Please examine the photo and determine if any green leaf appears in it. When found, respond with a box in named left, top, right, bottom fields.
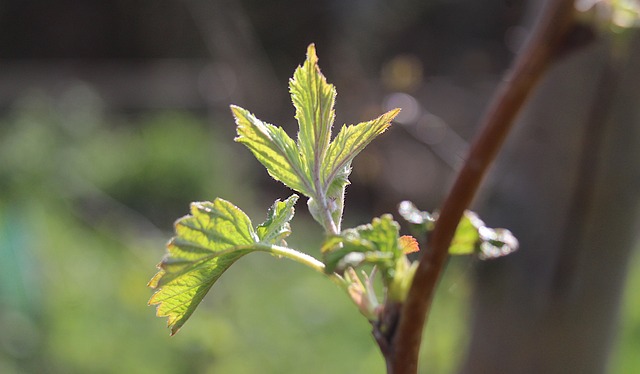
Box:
left=322, top=109, right=400, bottom=190
left=232, top=105, right=313, bottom=196
left=257, top=194, right=299, bottom=244
left=359, top=215, right=401, bottom=255
left=231, top=44, right=399, bottom=232
left=398, top=202, right=518, bottom=258
left=148, top=196, right=298, bottom=335
left=449, top=211, right=519, bottom=258
left=322, top=214, right=402, bottom=275
left=448, top=212, right=480, bottom=255
left=290, top=44, right=336, bottom=177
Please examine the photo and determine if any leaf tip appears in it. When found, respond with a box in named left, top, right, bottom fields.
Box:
left=387, top=108, right=402, bottom=121
left=229, top=104, right=245, bottom=119
left=306, top=43, right=318, bottom=64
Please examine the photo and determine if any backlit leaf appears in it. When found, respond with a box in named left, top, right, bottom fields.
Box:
left=148, top=196, right=297, bottom=335
left=232, top=106, right=312, bottom=196
left=257, top=195, right=299, bottom=244
left=448, top=212, right=480, bottom=256
left=399, top=235, right=420, bottom=254
left=321, top=214, right=403, bottom=276
left=322, top=109, right=400, bottom=190
left=231, top=44, right=399, bottom=232
left=290, top=44, right=336, bottom=178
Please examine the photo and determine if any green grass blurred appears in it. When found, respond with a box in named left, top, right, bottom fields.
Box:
left=0, top=92, right=637, bottom=373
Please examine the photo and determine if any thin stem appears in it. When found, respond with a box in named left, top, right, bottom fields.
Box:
left=268, top=244, right=326, bottom=272
left=386, top=1, right=581, bottom=373
left=266, top=244, right=346, bottom=289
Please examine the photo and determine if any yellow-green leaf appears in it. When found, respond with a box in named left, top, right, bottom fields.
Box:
left=322, top=109, right=400, bottom=190
left=232, top=105, right=313, bottom=196
left=290, top=43, right=336, bottom=177
left=148, top=196, right=298, bottom=335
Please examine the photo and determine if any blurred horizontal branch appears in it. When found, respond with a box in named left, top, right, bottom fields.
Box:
left=0, top=60, right=230, bottom=111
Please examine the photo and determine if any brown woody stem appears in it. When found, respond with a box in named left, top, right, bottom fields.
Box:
left=384, top=1, right=581, bottom=373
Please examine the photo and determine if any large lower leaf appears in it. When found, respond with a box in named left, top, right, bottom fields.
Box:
left=148, top=195, right=298, bottom=335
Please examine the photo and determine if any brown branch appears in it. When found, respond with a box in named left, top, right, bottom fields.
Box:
left=384, top=1, right=581, bottom=373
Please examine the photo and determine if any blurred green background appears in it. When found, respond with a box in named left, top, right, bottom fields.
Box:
left=0, top=95, right=473, bottom=373
left=0, top=1, right=638, bottom=373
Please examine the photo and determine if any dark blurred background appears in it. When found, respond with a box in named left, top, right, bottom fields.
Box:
left=0, top=1, right=638, bottom=373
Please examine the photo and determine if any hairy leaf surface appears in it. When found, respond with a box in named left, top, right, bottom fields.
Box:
left=322, top=214, right=403, bottom=274
left=148, top=195, right=298, bottom=335
left=257, top=195, right=299, bottom=244
left=232, top=106, right=312, bottom=196
left=231, top=44, right=398, bottom=219
left=322, top=109, right=399, bottom=189
left=290, top=44, right=336, bottom=176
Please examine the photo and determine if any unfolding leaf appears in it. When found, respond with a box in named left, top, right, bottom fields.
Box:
left=322, top=109, right=400, bottom=190
left=447, top=210, right=519, bottom=258
left=148, top=196, right=297, bottom=335
left=232, top=106, right=312, bottom=196
left=398, top=202, right=518, bottom=258
left=321, top=214, right=403, bottom=275
left=387, top=253, right=418, bottom=302
left=359, top=215, right=401, bottom=255
left=399, top=235, right=420, bottom=254
left=257, top=195, right=299, bottom=244
left=231, top=44, right=399, bottom=232
left=448, top=212, right=480, bottom=255
left=290, top=44, right=336, bottom=175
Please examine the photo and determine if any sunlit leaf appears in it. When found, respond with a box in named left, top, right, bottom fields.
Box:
left=321, top=214, right=403, bottom=275
left=448, top=212, right=480, bottom=255
left=322, top=109, right=399, bottom=190
left=257, top=195, right=299, bottom=244
left=398, top=202, right=518, bottom=259
left=290, top=43, right=336, bottom=176
left=399, top=235, right=420, bottom=254
left=148, top=196, right=297, bottom=335
left=232, top=105, right=313, bottom=196
left=231, top=44, right=399, bottom=232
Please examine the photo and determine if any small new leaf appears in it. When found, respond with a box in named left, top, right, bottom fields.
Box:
left=290, top=44, right=336, bottom=176
left=450, top=211, right=519, bottom=259
left=148, top=196, right=298, bottom=335
left=231, top=44, right=399, bottom=232
left=257, top=195, right=299, bottom=244
left=322, top=109, right=400, bottom=191
left=322, top=214, right=403, bottom=276
left=448, top=212, right=480, bottom=255
left=399, top=202, right=519, bottom=259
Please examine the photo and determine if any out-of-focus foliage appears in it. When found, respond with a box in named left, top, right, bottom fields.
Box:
left=0, top=87, right=638, bottom=374
left=612, top=249, right=640, bottom=373
left=0, top=92, right=471, bottom=373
